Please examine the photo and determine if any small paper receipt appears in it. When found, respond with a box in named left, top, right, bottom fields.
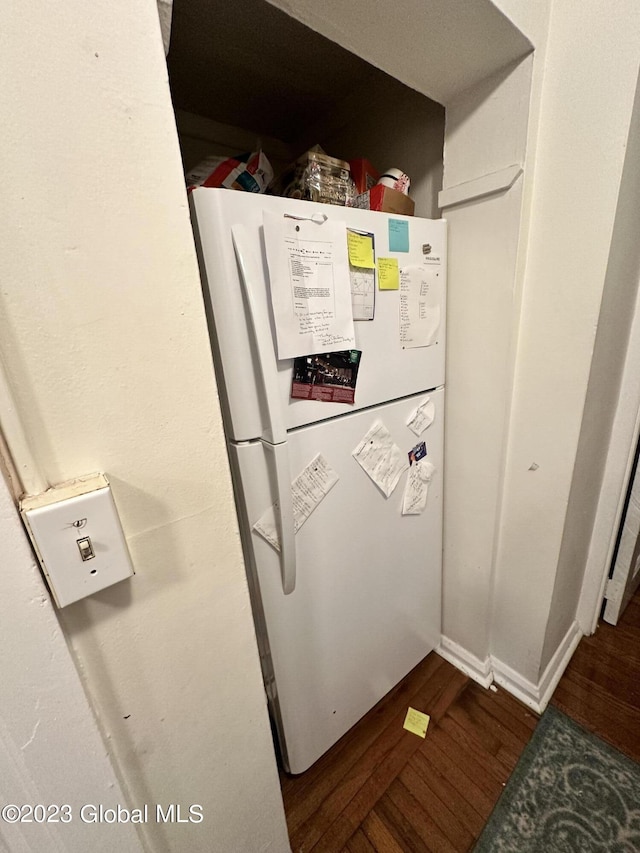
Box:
left=407, top=397, right=435, bottom=437
left=403, top=707, right=430, bottom=738
left=253, top=454, right=339, bottom=551
left=352, top=422, right=408, bottom=498
left=402, top=459, right=436, bottom=515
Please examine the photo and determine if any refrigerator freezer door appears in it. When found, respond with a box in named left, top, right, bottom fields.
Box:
left=191, top=188, right=446, bottom=442
left=228, top=388, right=443, bottom=774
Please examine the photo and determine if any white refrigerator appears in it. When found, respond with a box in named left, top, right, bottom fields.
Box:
left=189, top=188, right=446, bottom=774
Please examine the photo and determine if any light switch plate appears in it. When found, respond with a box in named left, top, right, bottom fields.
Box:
left=20, top=473, right=134, bottom=607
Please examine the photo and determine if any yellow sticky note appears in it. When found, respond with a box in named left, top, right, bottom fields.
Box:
left=347, top=231, right=375, bottom=269
left=377, top=257, right=399, bottom=290
left=403, top=707, right=430, bottom=738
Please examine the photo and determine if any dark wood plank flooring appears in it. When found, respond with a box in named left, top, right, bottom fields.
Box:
left=551, top=587, right=640, bottom=763
left=281, top=587, right=640, bottom=852
left=280, top=657, right=536, bottom=852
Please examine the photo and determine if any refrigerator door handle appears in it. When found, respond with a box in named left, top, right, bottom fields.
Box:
left=232, top=224, right=296, bottom=594
left=231, top=224, right=285, bottom=446
left=264, top=441, right=297, bottom=595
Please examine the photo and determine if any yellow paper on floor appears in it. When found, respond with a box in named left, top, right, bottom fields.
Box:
left=403, top=707, right=430, bottom=738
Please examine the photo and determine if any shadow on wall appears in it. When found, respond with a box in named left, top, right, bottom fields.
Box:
left=58, top=476, right=184, bottom=848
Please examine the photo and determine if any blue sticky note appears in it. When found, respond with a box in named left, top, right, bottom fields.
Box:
left=389, top=218, right=410, bottom=252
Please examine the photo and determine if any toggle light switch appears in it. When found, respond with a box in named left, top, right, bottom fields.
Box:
left=76, top=536, right=95, bottom=561
left=20, top=473, right=134, bottom=607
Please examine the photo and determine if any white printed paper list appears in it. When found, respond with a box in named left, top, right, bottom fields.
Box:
left=253, top=454, right=339, bottom=551
left=352, top=422, right=408, bottom=498
left=263, top=212, right=355, bottom=359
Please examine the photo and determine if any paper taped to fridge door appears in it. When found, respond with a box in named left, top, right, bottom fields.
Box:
left=263, top=212, right=355, bottom=359
left=400, top=266, right=441, bottom=349
left=352, top=422, right=408, bottom=498
left=253, top=453, right=339, bottom=551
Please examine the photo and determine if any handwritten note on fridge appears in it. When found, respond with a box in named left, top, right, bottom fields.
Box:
left=407, top=397, right=436, bottom=436
left=377, top=257, right=399, bottom=291
left=399, top=265, right=441, bottom=349
left=253, top=453, right=339, bottom=551
left=263, top=212, right=355, bottom=359
left=348, top=229, right=376, bottom=320
left=389, top=219, right=410, bottom=253
left=347, top=231, right=375, bottom=269
left=352, top=422, right=408, bottom=498
left=402, top=459, right=435, bottom=515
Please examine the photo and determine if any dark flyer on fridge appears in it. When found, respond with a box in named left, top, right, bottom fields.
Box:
left=291, top=350, right=362, bottom=404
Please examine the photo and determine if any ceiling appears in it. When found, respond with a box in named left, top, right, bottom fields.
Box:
left=167, top=0, right=413, bottom=144
left=167, top=0, right=531, bottom=147
left=266, top=0, right=532, bottom=104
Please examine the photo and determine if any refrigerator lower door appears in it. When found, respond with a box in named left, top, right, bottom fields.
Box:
left=228, top=388, right=443, bottom=774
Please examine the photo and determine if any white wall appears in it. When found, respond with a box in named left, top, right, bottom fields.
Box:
left=546, top=70, right=640, bottom=657
left=439, top=56, right=532, bottom=665
left=0, top=472, right=143, bottom=853
left=0, top=3, right=289, bottom=852
left=435, top=0, right=555, bottom=682
left=430, top=0, right=640, bottom=700
left=424, top=0, right=640, bottom=700
left=491, top=0, right=640, bottom=686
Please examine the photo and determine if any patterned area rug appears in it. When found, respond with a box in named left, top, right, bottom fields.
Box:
left=474, top=705, right=640, bottom=852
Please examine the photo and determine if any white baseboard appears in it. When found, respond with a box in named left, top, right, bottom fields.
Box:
left=439, top=621, right=583, bottom=714
left=436, top=636, right=493, bottom=689
left=491, top=620, right=583, bottom=714
left=536, top=620, right=583, bottom=710
left=490, top=657, right=544, bottom=713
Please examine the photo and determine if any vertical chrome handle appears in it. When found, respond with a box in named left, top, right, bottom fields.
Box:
left=232, top=224, right=296, bottom=594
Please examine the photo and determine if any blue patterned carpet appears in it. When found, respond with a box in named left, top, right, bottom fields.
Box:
left=474, top=706, right=640, bottom=852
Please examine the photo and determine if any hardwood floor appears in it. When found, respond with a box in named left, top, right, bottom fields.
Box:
left=552, top=587, right=640, bottom=763
left=280, top=586, right=640, bottom=852
left=280, top=656, right=536, bottom=852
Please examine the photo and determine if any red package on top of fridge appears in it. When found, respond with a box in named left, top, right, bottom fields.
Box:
left=186, top=150, right=273, bottom=194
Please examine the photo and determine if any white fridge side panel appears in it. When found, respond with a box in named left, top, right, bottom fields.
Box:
left=191, top=188, right=446, bottom=442
left=229, top=388, right=443, bottom=774
left=190, top=190, right=267, bottom=441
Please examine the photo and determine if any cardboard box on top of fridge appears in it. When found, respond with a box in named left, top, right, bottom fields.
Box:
left=348, top=159, right=380, bottom=194
left=352, top=185, right=415, bottom=216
